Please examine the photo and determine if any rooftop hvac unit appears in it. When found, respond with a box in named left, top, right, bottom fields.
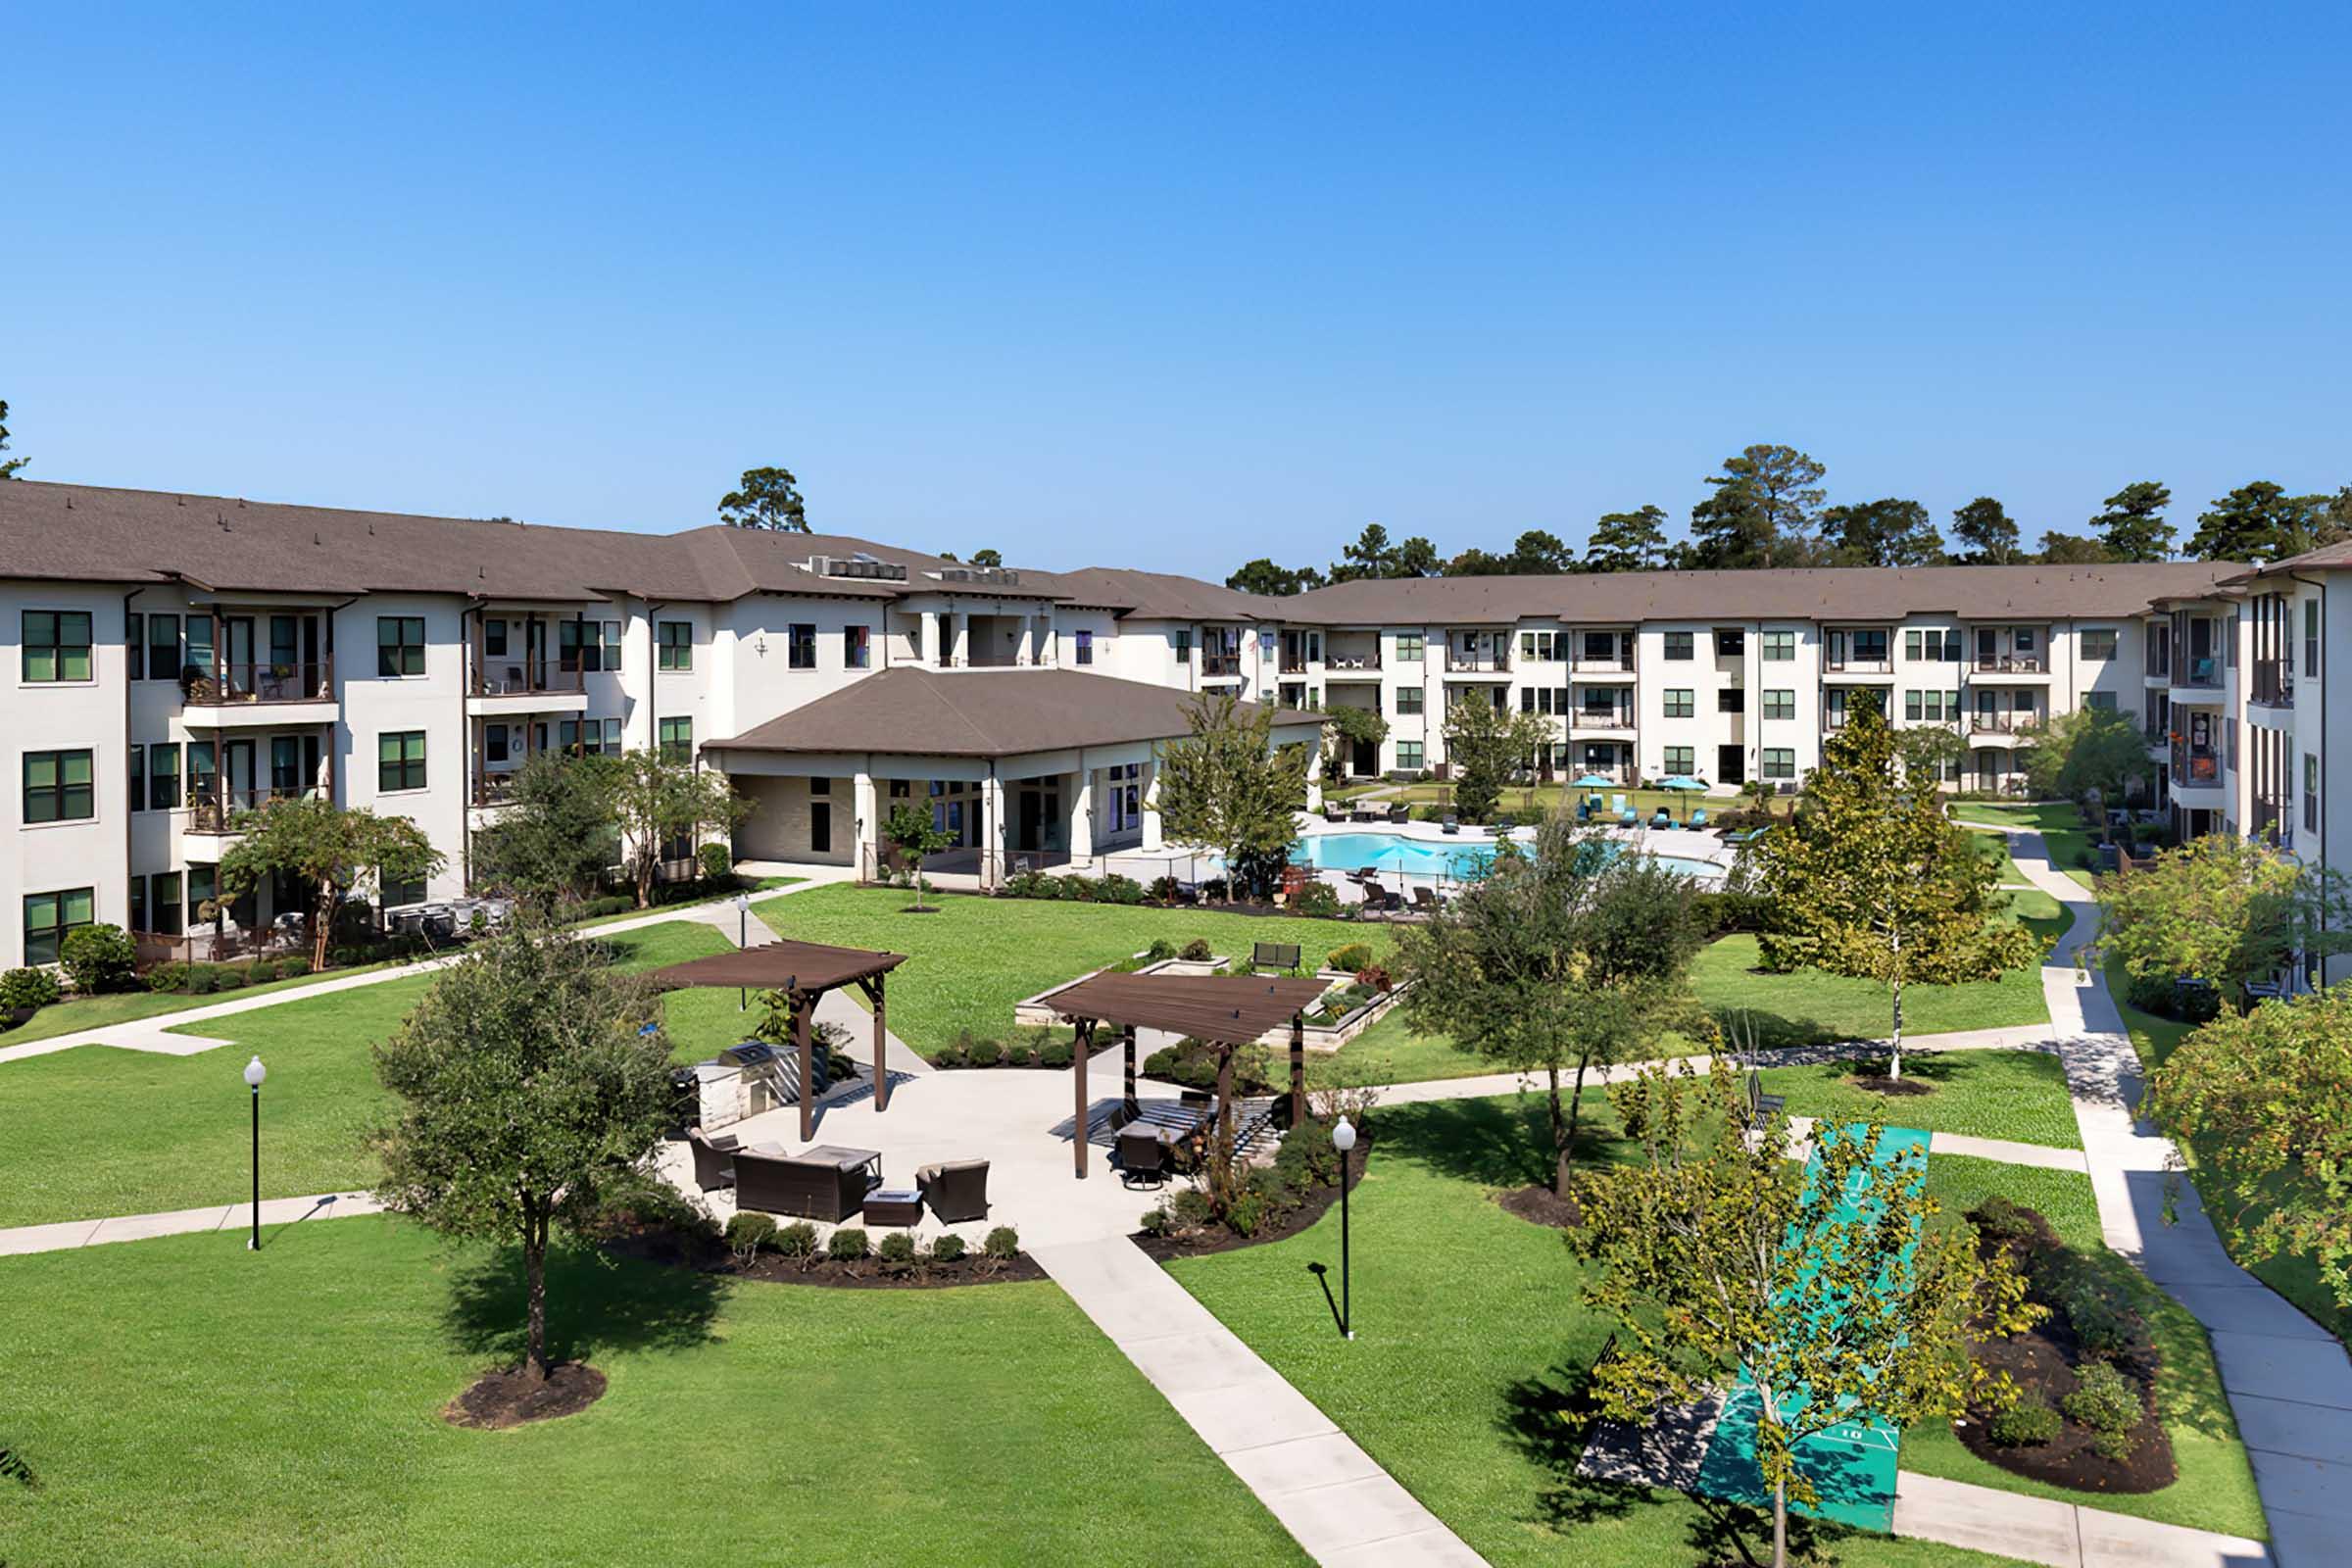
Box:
left=937, top=565, right=1021, bottom=585
left=808, top=555, right=909, bottom=582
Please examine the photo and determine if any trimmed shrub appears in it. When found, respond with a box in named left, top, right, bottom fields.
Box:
left=2090, top=1428, right=2136, bottom=1462
left=773, top=1220, right=818, bottom=1257
left=213, top=965, right=249, bottom=991
left=2041, top=1259, right=2137, bottom=1358
left=1326, top=943, right=1375, bottom=973
left=1061, top=876, right=1099, bottom=903
left=0, top=966, right=63, bottom=1013
left=966, top=1036, right=1004, bottom=1067
left=60, top=924, right=139, bottom=995
left=1179, top=938, right=1214, bottom=962
left=1138, top=1204, right=1173, bottom=1236
left=724, top=1212, right=777, bottom=1253
left=1967, top=1196, right=2039, bottom=1243
left=1037, top=1037, right=1074, bottom=1069
left=186, top=966, right=221, bottom=996
left=1292, top=881, right=1341, bottom=918
left=983, top=1225, right=1020, bottom=1260
left=246, top=959, right=279, bottom=985
left=1989, top=1397, right=2063, bottom=1447
left=1354, top=965, right=1393, bottom=994
left=931, top=1036, right=968, bottom=1068
left=2060, top=1361, right=2141, bottom=1436
left=1170, top=1189, right=1216, bottom=1227
left=1226, top=1187, right=1274, bottom=1237
left=1097, top=873, right=1148, bottom=906
left=877, top=1231, right=917, bottom=1265
left=1144, top=938, right=1178, bottom=962
left=1142, top=1046, right=1179, bottom=1078
left=697, top=842, right=733, bottom=880
left=144, top=962, right=190, bottom=993
left=826, top=1226, right=870, bottom=1261
left=277, top=956, right=312, bottom=978
left=1690, top=889, right=1779, bottom=936
left=930, top=1232, right=967, bottom=1262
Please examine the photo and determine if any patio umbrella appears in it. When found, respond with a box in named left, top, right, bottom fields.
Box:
left=1657, top=775, right=1709, bottom=821
left=1570, top=773, right=1616, bottom=788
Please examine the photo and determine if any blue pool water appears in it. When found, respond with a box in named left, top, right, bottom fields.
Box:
left=1296, top=830, right=1725, bottom=882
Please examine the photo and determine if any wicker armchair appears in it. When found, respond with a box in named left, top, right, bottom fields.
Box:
left=916, top=1159, right=991, bottom=1223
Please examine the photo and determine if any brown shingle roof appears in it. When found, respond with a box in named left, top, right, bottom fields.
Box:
left=706, top=666, right=1321, bottom=759
left=1047, top=971, right=1332, bottom=1043
left=1049, top=565, right=1269, bottom=620
left=641, top=939, right=906, bottom=995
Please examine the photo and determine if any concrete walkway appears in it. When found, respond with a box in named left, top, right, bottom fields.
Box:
left=1033, top=1237, right=1485, bottom=1567
left=0, top=869, right=855, bottom=1066
left=0, top=1191, right=383, bottom=1256
left=2001, top=828, right=2352, bottom=1568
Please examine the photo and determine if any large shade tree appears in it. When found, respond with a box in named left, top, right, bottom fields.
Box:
left=1394, top=814, right=1703, bottom=1195
left=716, top=466, right=809, bottom=531
left=373, top=918, right=674, bottom=1382
left=218, top=796, right=444, bottom=970
left=1687, top=444, right=1829, bottom=569
left=1826, top=497, right=1943, bottom=566
left=1753, top=702, right=2039, bottom=1078
left=473, top=751, right=622, bottom=906
left=1948, top=496, right=2022, bottom=564
left=1585, top=505, right=1670, bottom=572
left=1572, top=1057, right=2034, bottom=1568
left=1153, top=693, right=1308, bottom=901
left=2095, top=835, right=2352, bottom=1009
left=2018, top=705, right=2156, bottom=807
left=2090, top=480, right=2176, bottom=563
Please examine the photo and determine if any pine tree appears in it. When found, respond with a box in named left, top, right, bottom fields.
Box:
left=1948, top=497, right=2021, bottom=564
left=2090, top=480, right=2175, bottom=562
left=1585, top=505, right=1670, bottom=572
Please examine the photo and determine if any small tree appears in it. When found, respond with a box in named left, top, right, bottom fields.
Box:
left=1153, top=693, right=1307, bottom=902
left=605, top=751, right=753, bottom=909
left=1892, top=722, right=1965, bottom=792
left=716, top=466, right=808, bottom=531
left=1320, top=704, right=1388, bottom=783
left=1754, top=703, right=2037, bottom=1079
left=1571, top=1057, right=2034, bottom=1568
left=2095, top=835, right=2352, bottom=1008
left=373, top=918, right=673, bottom=1382
left=1439, top=696, right=1552, bottom=823
left=473, top=751, right=622, bottom=906
left=2018, top=706, right=2155, bottom=806
left=2147, top=985, right=2352, bottom=1314
left=1394, top=814, right=1703, bottom=1195
left=884, top=801, right=954, bottom=910
left=219, top=796, right=444, bottom=970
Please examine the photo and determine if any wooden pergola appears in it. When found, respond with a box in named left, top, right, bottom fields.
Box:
left=1051, top=971, right=1329, bottom=1179
left=643, top=940, right=907, bottom=1142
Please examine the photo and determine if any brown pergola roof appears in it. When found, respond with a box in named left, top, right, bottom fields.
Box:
left=641, top=939, right=906, bottom=996
left=1050, top=972, right=1329, bottom=1044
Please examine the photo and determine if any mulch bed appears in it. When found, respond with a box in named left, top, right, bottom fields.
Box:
left=597, top=1218, right=1046, bottom=1290
left=1131, top=1140, right=1371, bottom=1262
left=1845, top=1074, right=1935, bottom=1098
left=1495, top=1184, right=1584, bottom=1230
left=1955, top=1328, right=2176, bottom=1493
left=444, top=1362, right=608, bottom=1429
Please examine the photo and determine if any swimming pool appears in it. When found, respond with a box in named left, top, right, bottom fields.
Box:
left=1295, top=830, right=1726, bottom=883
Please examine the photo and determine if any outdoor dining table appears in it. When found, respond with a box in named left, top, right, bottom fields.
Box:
left=798, top=1144, right=885, bottom=1189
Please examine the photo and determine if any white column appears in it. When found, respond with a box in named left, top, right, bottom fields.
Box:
left=980, top=775, right=1004, bottom=887
left=1068, top=765, right=1095, bottom=858
left=1304, top=762, right=1323, bottom=812
left=1037, top=608, right=1055, bottom=664
left=951, top=611, right=970, bottom=667
left=1140, top=763, right=1164, bottom=852
left=853, top=769, right=878, bottom=877
left=1016, top=615, right=1036, bottom=666
left=919, top=610, right=940, bottom=667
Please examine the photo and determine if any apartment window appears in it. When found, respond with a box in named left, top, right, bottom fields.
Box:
left=1717, top=688, right=1743, bottom=714
left=1715, top=629, right=1744, bottom=657
left=1663, top=631, right=1693, bottom=661
left=845, top=625, right=871, bottom=669
left=23, top=611, right=94, bottom=683
left=381, top=871, right=427, bottom=909
left=2307, top=755, right=2321, bottom=833
left=484, top=619, right=509, bottom=658
left=126, top=612, right=145, bottom=680
left=1519, top=688, right=1566, bottom=715
left=377, top=731, right=427, bottom=793
left=2227, top=613, right=2239, bottom=668
left=1760, top=629, right=1794, bottom=662
left=658, top=621, right=694, bottom=671
left=2015, top=627, right=2038, bottom=656
left=1905, top=628, right=1962, bottom=662
left=1663, top=688, right=1693, bottom=718
left=485, top=724, right=510, bottom=764
left=1075, top=629, right=1095, bottom=665
left=1519, top=631, right=1561, bottom=662
left=560, top=620, right=586, bottom=673
left=1761, top=748, right=1796, bottom=781
left=150, top=873, right=182, bottom=937
left=659, top=716, right=693, bottom=761
left=24, top=887, right=94, bottom=966
left=601, top=621, right=622, bottom=669
left=129, top=878, right=147, bottom=934
left=147, top=613, right=180, bottom=682
left=185, top=613, right=215, bottom=675
left=2083, top=691, right=2117, bottom=712
left=2081, top=628, right=2118, bottom=661
left=1396, top=687, right=1424, bottom=715
left=1582, top=630, right=1620, bottom=662
left=1173, top=628, right=1192, bottom=661
left=1395, top=632, right=1425, bottom=663
left=149, top=745, right=180, bottom=809
left=376, top=616, right=425, bottom=678
left=1761, top=689, right=1794, bottom=720
left=128, top=745, right=146, bottom=813
left=1396, top=741, right=1424, bottom=770
left=2307, top=600, right=2322, bottom=678
left=787, top=624, right=817, bottom=669
left=187, top=863, right=218, bottom=925
left=1663, top=745, right=1694, bottom=775
left=1904, top=689, right=1961, bottom=722
left=24, top=750, right=95, bottom=824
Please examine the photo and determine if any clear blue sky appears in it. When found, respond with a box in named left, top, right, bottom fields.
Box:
left=9, top=3, right=2349, bottom=578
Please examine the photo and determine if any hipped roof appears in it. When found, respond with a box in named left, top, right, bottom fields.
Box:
left=1049, top=972, right=1330, bottom=1044
left=641, top=939, right=906, bottom=995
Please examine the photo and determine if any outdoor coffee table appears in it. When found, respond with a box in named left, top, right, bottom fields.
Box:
left=863, top=1189, right=924, bottom=1226
left=799, top=1144, right=884, bottom=1191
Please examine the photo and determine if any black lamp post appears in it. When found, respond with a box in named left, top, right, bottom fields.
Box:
left=1332, top=1116, right=1356, bottom=1339
left=735, top=892, right=752, bottom=1010
left=243, top=1054, right=267, bottom=1250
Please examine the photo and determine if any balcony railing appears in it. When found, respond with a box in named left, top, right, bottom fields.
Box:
left=2175, top=656, right=2222, bottom=688
left=2171, top=742, right=2221, bottom=783
left=2251, top=660, right=2293, bottom=708
left=1278, top=658, right=1310, bottom=674
left=1201, top=654, right=1243, bottom=677
left=1572, top=655, right=1635, bottom=673
left=473, top=773, right=521, bottom=808
left=182, top=660, right=333, bottom=706
left=1968, top=710, right=2042, bottom=735
left=1323, top=651, right=1382, bottom=673
left=1571, top=709, right=1635, bottom=730
left=186, top=785, right=323, bottom=833
left=1444, top=649, right=1511, bottom=673
left=1826, top=658, right=1894, bottom=674
left=1972, top=654, right=2044, bottom=674
left=473, top=660, right=585, bottom=697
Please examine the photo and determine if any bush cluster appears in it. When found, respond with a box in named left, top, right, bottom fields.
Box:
left=1140, top=1040, right=1275, bottom=1094
left=877, top=1231, right=918, bottom=1266
left=827, top=1226, right=870, bottom=1261
left=725, top=1212, right=778, bottom=1254
left=982, top=1225, right=1020, bottom=1260
left=1690, top=889, right=1780, bottom=936
left=60, top=925, right=139, bottom=994
left=1000, top=872, right=1149, bottom=905
left=2060, top=1361, right=2141, bottom=1442
left=0, top=966, right=63, bottom=1015
left=773, top=1220, right=818, bottom=1257
left=1325, top=943, right=1374, bottom=973
left=932, top=1026, right=1082, bottom=1070
left=1988, top=1396, right=2063, bottom=1447
left=1178, top=938, right=1215, bottom=962
left=2122, top=970, right=2221, bottom=1025
left=147, top=956, right=308, bottom=994
left=930, top=1232, right=966, bottom=1262
left=1290, top=881, right=1342, bottom=918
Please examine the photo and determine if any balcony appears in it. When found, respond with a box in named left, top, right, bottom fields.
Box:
left=1443, top=649, right=1511, bottom=675
left=2172, top=656, right=2224, bottom=690
left=1971, top=654, right=2045, bottom=674
left=1201, top=654, right=1244, bottom=678
left=473, top=660, right=584, bottom=698
left=1825, top=657, right=1894, bottom=676
left=186, top=785, right=323, bottom=835
left=181, top=661, right=339, bottom=725
left=2251, top=660, right=2293, bottom=710
left=472, top=772, right=522, bottom=808
left=1968, top=710, right=2042, bottom=737
left=1571, top=709, right=1636, bottom=732
left=2170, top=742, right=2222, bottom=785
left=1572, top=656, right=1636, bottom=678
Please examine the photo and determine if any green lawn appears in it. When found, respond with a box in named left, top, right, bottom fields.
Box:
left=1171, top=1095, right=2040, bottom=1567
left=758, top=885, right=1396, bottom=1058
left=2107, top=956, right=2352, bottom=1347
left=1950, top=804, right=2096, bottom=889
left=1902, top=1157, right=2267, bottom=1539
left=0, top=1217, right=1303, bottom=1567
left=0, top=921, right=730, bottom=1229
left=0, top=955, right=413, bottom=1049
left=1759, top=1048, right=2082, bottom=1150
left=1691, top=934, right=2048, bottom=1050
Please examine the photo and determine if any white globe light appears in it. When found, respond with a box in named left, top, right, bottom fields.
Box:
left=1332, top=1117, right=1356, bottom=1152
left=735, top=893, right=752, bottom=913
left=243, top=1055, right=267, bottom=1089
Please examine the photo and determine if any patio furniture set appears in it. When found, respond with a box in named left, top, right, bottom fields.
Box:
left=688, top=1128, right=992, bottom=1227
left=1323, top=800, right=1411, bottom=825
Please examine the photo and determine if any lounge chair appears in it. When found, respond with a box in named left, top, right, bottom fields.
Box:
left=1386, top=802, right=1410, bottom=824
left=686, top=1127, right=740, bottom=1193
left=1322, top=801, right=1348, bottom=823
left=1688, top=808, right=1707, bottom=829
left=1410, top=886, right=1442, bottom=915
left=1440, top=812, right=1459, bottom=835
left=1610, top=794, right=1628, bottom=817
left=1349, top=802, right=1382, bottom=823
left=1618, top=808, right=1638, bottom=826
left=733, top=1149, right=877, bottom=1222
left=916, top=1159, right=991, bottom=1223
left=1117, top=1125, right=1171, bottom=1189
left=1357, top=879, right=1400, bottom=913
left=1252, top=941, right=1302, bottom=973
left=1649, top=809, right=1672, bottom=830
left=1575, top=801, right=1592, bottom=823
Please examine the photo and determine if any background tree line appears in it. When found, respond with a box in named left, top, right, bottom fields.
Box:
left=1226, top=443, right=2352, bottom=593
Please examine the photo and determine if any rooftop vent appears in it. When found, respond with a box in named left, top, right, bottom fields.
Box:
left=936, top=565, right=1021, bottom=585
left=808, top=554, right=909, bottom=582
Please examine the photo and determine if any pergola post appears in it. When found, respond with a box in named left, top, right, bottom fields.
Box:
left=1122, top=1024, right=1140, bottom=1123
left=795, top=987, right=814, bottom=1143
left=1073, top=1017, right=1095, bottom=1179
left=1290, top=1012, right=1305, bottom=1128
left=870, top=972, right=889, bottom=1113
